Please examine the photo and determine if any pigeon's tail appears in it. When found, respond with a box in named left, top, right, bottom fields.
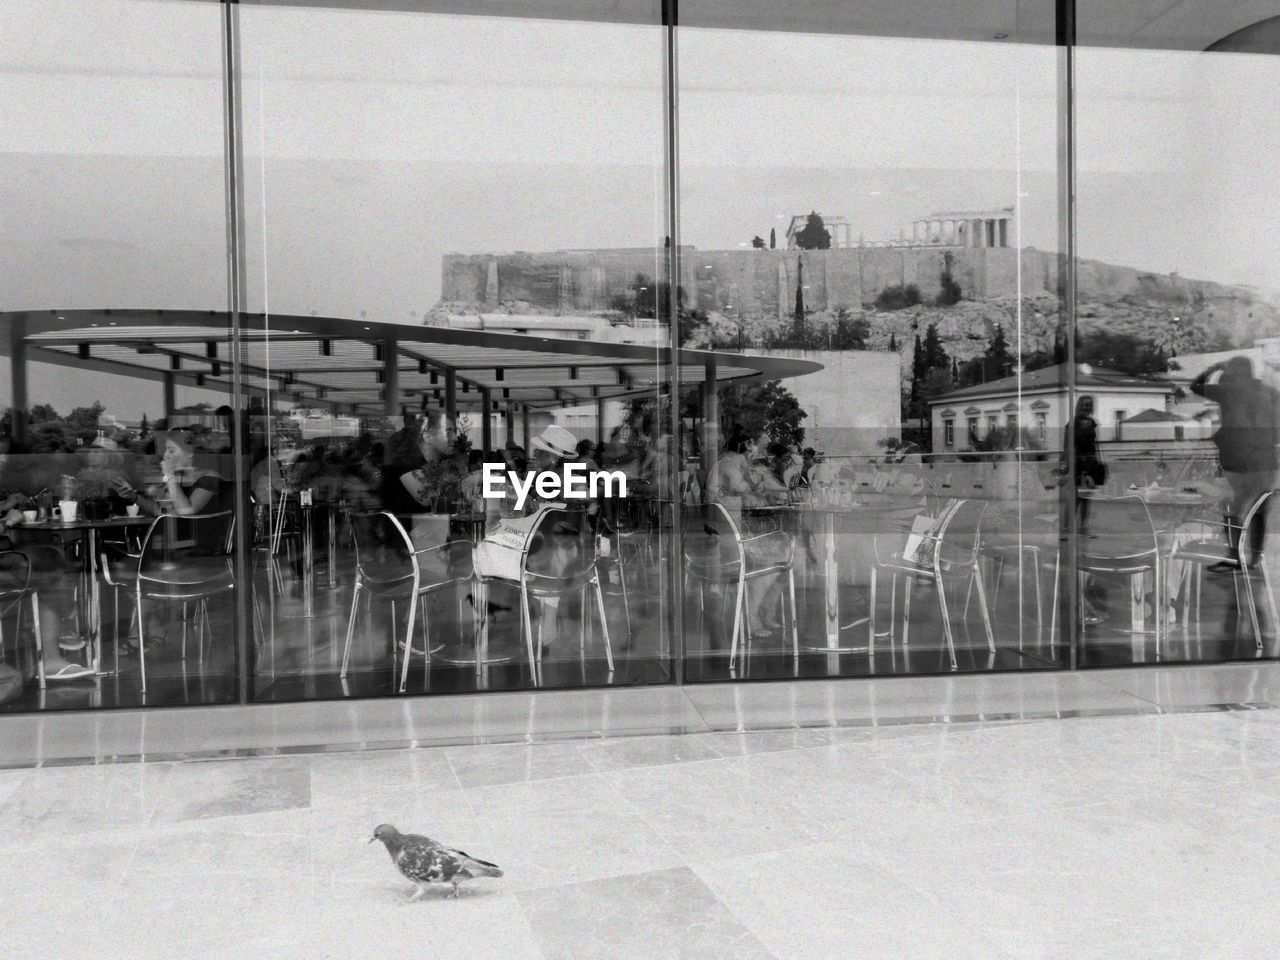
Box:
left=463, top=857, right=503, bottom=879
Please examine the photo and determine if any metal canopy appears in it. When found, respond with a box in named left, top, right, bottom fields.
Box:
left=0, top=309, right=822, bottom=415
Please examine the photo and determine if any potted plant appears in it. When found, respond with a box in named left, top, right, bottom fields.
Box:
left=72, top=469, right=116, bottom=521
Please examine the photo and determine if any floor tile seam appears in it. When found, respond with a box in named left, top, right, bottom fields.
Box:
left=5, top=696, right=1279, bottom=773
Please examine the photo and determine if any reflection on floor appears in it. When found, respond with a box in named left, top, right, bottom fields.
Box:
left=2, top=536, right=1273, bottom=712
left=3, top=706, right=1280, bottom=958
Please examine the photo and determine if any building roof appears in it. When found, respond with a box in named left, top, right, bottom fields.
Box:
left=933, top=363, right=1169, bottom=404
left=0, top=309, right=822, bottom=416
left=1122, top=408, right=1189, bottom=423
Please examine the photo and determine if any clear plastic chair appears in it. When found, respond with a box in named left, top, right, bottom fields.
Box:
left=0, top=551, right=45, bottom=689
left=475, top=506, right=612, bottom=687
left=101, top=511, right=235, bottom=693
left=682, top=501, right=798, bottom=674
left=1171, top=489, right=1277, bottom=653
left=1077, top=495, right=1164, bottom=659
left=870, top=498, right=995, bottom=670
left=340, top=510, right=473, bottom=693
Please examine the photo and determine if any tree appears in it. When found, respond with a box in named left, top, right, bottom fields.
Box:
left=874, top=284, right=921, bottom=311
left=610, top=273, right=707, bottom=346
left=28, top=404, right=59, bottom=424
left=983, top=322, right=1013, bottom=380
left=922, top=322, right=950, bottom=372
left=888, top=332, right=898, bottom=351
left=936, top=254, right=962, bottom=306
left=716, top=380, right=806, bottom=447
left=793, top=259, right=805, bottom=322
left=751, top=235, right=766, bottom=249
left=139, top=413, right=150, bottom=438
left=830, top=307, right=869, bottom=350
left=792, top=211, right=831, bottom=250
left=769, top=227, right=776, bottom=249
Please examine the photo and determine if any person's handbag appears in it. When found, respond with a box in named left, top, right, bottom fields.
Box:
left=473, top=507, right=548, bottom=582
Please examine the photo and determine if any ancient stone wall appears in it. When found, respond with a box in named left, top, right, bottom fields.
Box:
left=441, top=245, right=1263, bottom=325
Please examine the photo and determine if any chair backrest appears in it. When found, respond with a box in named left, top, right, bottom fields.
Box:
left=1240, top=488, right=1275, bottom=566
left=681, top=500, right=745, bottom=570
left=1079, top=495, right=1158, bottom=560
left=522, top=506, right=596, bottom=581
left=347, top=509, right=415, bottom=588
left=0, top=550, right=33, bottom=618
left=135, top=511, right=235, bottom=584
left=931, top=498, right=986, bottom=570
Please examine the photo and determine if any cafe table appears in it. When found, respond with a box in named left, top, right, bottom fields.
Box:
left=13, top=514, right=152, bottom=676
left=1075, top=487, right=1226, bottom=637
left=750, top=494, right=922, bottom=653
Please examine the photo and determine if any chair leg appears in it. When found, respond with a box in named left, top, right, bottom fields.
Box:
left=398, top=591, right=418, bottom=694
left=617, top=547, right=632, bottom=643
left=419, top=598, right=431, bottom=692
left=593, top=577, right=614, bottom=673
left=728, top=574, right=744, bottom=675
left=1242, top=568, right=1264, bottom=654
left=521, top=583, right=539, bottom=687
left=973, top=563, right=996, bottom=654
left=868, top=566, right=877, bottom=657
left=31, top=590, right=46, bottom=690
left=1261, top=553, right=1279, bottom=650
left=787, top=569, right=799, bottom=661
left=937, top=579, right=958, bottom=671
left=136, top=590, right=146, bottom=694
left=341, top=581, right=362, bottom=678
left=579, top=586, right=587, bottom=664
left=901, top=575, right=912, bottom=650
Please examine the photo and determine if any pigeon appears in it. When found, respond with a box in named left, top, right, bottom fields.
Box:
left=369, top=823, right=503, bottom=901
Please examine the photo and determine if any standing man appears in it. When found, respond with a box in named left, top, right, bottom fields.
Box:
left=1190, top=356, right=1279, bottom=572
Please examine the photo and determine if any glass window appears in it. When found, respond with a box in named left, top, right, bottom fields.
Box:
left=1075, top=17, right=1280, bottom=666
left=678, top=4, right=1065, bottom=680
left=239, top=1, right=671, bottom=699
left=0, top=0, right=234, bottom=712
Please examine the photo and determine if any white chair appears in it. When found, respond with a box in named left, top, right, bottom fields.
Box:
left=870, top=498, right=995, bottom=670
left=1171, top=489, right=1277, bottom=653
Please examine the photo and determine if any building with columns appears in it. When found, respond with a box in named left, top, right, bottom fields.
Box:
left=910, top=206, right=1015, bottom=248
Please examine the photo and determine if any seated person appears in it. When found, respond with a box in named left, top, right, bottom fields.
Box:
left=109, top=430, right=235, bottom=654
left=0, top=496, right=94, bottom=681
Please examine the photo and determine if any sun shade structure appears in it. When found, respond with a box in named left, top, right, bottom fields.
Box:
left=1, top=309, right=822, bottom=420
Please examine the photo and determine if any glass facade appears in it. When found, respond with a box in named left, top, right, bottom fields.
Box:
left=2, top=0, right=1278, bottom=713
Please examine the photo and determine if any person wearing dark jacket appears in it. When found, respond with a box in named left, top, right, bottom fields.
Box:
left=1190, top=356, right=1279, bottom=572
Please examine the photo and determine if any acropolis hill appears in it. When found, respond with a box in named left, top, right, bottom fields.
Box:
left=448, top=244, right=1259, bottom=316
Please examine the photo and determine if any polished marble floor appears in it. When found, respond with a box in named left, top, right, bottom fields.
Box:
left=3, top=701, right=1280, bottom=959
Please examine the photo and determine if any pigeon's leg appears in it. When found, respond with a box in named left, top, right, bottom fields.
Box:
left=407, top=883, right=429, bottom=903
left=450, top=881, right=461, bottom=898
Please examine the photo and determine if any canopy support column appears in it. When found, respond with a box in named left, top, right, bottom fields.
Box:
left=522, top=405, right=530, bottom=448
left=702, top=357, right=718, bottom=500
left=9, top=318, right=27, bottom=446
left=444, top=370, right=457, bottom=423
left=505, top=406, right=515, bottom=445
left=480, top=388, right=492, bottom=453
left=596, top=398, right=606, bottom=446
left=381, top=338, right=399, bottom=420
left=162, top=373, right=176, bottom=425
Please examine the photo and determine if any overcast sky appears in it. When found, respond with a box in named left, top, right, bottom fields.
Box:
left=3, top=0, right=1278, bottom=419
